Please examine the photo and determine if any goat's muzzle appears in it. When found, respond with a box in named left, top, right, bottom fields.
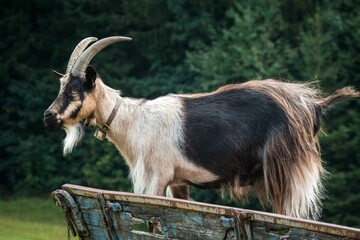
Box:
left=43, top=109, right=63, bottom=128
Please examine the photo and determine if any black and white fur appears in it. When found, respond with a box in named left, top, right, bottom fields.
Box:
left=44, top=36, right=359, bottom=220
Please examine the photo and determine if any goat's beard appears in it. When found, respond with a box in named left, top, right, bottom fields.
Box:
left=62, top=123, right=84, bottom=156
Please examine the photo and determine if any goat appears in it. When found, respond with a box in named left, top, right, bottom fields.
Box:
left=44, top=36, right=359, bottom=219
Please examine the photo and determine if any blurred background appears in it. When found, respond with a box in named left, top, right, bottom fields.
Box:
left=0, top=0, right=359, bottom=237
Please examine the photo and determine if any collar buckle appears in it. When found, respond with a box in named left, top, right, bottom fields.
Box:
left=94, top=98, right=120, bottom=141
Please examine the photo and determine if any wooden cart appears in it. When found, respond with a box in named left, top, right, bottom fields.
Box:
left=51, top=184, right=360, bottom=239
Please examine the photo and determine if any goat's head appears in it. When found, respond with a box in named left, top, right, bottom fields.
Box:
left=43, top=36, right=131, bottom=154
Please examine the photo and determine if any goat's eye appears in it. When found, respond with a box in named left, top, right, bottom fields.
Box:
left=71, top=90, right=78, bottom=94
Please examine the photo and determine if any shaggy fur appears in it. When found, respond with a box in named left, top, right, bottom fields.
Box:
left=44, top=37, right=360, bottom=220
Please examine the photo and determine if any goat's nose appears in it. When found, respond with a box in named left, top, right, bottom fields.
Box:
left=43, top=110, right=55, bottom=118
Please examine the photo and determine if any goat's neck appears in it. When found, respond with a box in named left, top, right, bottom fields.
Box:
left=93, top=79, right=140, bottom=163
left=94, top=80, right=121, bottom=126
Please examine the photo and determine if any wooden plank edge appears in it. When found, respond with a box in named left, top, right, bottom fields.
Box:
left=61, top=183, right=360, bottom=239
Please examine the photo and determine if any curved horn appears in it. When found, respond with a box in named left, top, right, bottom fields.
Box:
left=71, top=36, right=132, bottom=77
left=66, top=37, right=98, bottom=73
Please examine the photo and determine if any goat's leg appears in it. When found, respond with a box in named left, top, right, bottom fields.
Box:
left=145, top=175, right=169, bottom=196
left=145, top=174, right=170, bottom=234
left=169, top=185, right=189, bottom=200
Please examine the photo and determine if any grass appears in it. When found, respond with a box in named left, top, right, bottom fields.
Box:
left=0, top=197, right=72, bottom=240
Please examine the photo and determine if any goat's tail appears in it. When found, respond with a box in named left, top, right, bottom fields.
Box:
left=317, top=86, right=359, bottom=111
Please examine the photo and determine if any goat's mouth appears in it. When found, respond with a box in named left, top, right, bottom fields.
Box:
left=43, top=116, right=63, bottom=129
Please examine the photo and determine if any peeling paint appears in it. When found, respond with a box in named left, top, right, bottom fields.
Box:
left=52, top=184, right=360, bottom=240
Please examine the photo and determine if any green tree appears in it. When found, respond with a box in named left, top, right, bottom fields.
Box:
left=187, top=0, right=295, bottom=91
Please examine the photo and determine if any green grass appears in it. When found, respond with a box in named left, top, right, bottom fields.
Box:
left=0, top=198, right=72, bottom=240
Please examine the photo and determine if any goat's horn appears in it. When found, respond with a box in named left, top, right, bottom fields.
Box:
left=71, top=36, right=132, bottom=77
left=66, top=37, right=98, bottom=74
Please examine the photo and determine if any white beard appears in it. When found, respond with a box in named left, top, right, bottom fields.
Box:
left=62, top=123, right=84, bottom=156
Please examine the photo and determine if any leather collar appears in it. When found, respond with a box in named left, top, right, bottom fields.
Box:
left=94, top=98, right=120, bottom=141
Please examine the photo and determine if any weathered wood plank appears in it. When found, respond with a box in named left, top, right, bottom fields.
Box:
left=250, top=221, right=356, bottom=240
left=51, top=184, right=360, bottom=240
left=120, top=202, right=229, bottom=239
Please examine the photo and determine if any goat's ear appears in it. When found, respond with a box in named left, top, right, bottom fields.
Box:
left=52, top=70, right=64, bottom=78
left=85, top=65, right=97, bottom=86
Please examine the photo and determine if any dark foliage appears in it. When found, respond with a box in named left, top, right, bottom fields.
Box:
left=0, top=0, right=359, bottom=227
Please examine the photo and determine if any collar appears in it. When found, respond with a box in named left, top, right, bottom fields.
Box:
left=94, top=98, right=120, bottom=141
